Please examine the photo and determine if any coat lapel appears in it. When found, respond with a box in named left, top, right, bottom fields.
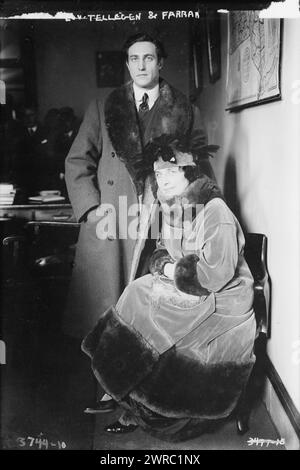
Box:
left=104, top=80, right=142, bottom=162
left=104, top=79, right=193, bottom=195
left=144, top=80, right=192, bottom=140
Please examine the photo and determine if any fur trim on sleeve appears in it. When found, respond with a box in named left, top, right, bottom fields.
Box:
left=149, top=249, right=174, bottom=275
left=174, top=254, right=210, bottom=296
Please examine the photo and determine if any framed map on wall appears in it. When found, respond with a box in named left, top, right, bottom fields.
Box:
left=226, top=12, right=282, bottom=111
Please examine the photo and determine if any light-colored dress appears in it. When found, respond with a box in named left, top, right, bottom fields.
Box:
left=116, top=194, right=256, bottom=367
left=82, top=176, right=257, bottom=441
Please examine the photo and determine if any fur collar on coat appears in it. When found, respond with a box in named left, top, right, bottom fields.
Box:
left=104, top=79, right=193, bottom=194
left=156, top=175, right=224, bottom=228
left=157, top=174, right=223, bottom=208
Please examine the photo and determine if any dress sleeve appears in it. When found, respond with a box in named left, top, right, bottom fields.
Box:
left=65, top=100, right=103, bottom=222
left=174, top=222, right=238, bottom=296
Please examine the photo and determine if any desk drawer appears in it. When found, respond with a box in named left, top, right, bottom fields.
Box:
left=0, top=208, right=35, bottom=220
left=0, top=205, right=75, bottom=222
left=34, top=207, right=75, bottom=222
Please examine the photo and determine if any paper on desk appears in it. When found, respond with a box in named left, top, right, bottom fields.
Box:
left=29, top=195, right=65, bottom=203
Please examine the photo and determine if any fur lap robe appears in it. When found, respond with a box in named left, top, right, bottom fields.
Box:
left=82, top=306, right=253, bottom=421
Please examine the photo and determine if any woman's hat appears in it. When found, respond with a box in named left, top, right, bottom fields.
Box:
left=145, top=132, right=219, bottom=171
left=133, top=132, right=219, bottom=182
left=153, top=151, right=196, bottom=170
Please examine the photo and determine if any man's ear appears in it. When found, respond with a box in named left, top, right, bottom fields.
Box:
left=158, top=58, right=164, bottom=70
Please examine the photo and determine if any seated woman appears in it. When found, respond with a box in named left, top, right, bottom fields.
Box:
left=82, top=136, right=256, bottom=442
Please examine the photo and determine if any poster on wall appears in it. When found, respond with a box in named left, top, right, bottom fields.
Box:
left=226, top=11, right=282, bottom=111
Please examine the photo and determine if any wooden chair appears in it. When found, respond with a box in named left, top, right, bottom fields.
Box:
left=236, top=233, right=271, bottom=434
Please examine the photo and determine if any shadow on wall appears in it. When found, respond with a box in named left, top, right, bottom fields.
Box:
left=222, top=114, right=272, bottom=341
left=222, top=112, right=252, bottom=235
left=223, top=155, right=248, bottom=234
left=223, top=153, right=273, bottom=336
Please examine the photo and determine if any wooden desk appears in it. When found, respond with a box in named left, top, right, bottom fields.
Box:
left=0, top=204, right=80, bottom=280
left=0, top=203, right=76, bottom=224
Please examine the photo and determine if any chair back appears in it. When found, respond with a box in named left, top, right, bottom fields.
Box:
left=244, top=233, right=270, bottom=336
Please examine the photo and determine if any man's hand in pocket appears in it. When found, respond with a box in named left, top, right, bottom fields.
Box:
left=86, top=206, right=102, bottom=223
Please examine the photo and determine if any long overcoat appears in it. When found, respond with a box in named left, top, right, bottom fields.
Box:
left=63, top=79, right=208, bottom=338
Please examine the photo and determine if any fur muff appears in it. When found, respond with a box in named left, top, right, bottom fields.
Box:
left=104, top=79, right=193, bottom=194
left=82, top=307, right=159, bottom=401
left=149, top=248, right=174, bottom=275
left=174, top=254, right=210, bottom=296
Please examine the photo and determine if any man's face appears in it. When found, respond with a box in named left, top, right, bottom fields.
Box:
left=24, top=109, right=37, bottom=128
left=126, top=41, right=162, bottom=89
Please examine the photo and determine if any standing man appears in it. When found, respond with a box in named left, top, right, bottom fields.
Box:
left=13, top=106, right=45, bottom=195
left=63, top=32, right=212, bottom=340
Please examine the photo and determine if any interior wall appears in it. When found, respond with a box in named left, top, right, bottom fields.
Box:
left=197, top=15, right=300, bottom=411
left=32, top=19, right=191, bottom=120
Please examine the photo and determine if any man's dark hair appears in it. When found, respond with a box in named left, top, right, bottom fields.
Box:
left=122, top=33, right=167, bottom=62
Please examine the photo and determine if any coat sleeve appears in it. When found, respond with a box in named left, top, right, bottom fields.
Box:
left=174, top=219, right=238, bottom=296
left=65, top=100, right=103, bottom=221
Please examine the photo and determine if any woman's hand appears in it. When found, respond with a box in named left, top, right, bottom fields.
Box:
left=163, top=262, right=175, bottom=279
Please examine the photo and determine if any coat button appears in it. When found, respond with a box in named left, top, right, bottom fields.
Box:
left=111, top=151, right=115, bottom=158
left=107, top=180, right=114, bottom=185
left=107, top=235, right=115, bottom=241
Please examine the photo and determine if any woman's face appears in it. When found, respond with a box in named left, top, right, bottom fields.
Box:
left=155, top=166, right=189, bottom=198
